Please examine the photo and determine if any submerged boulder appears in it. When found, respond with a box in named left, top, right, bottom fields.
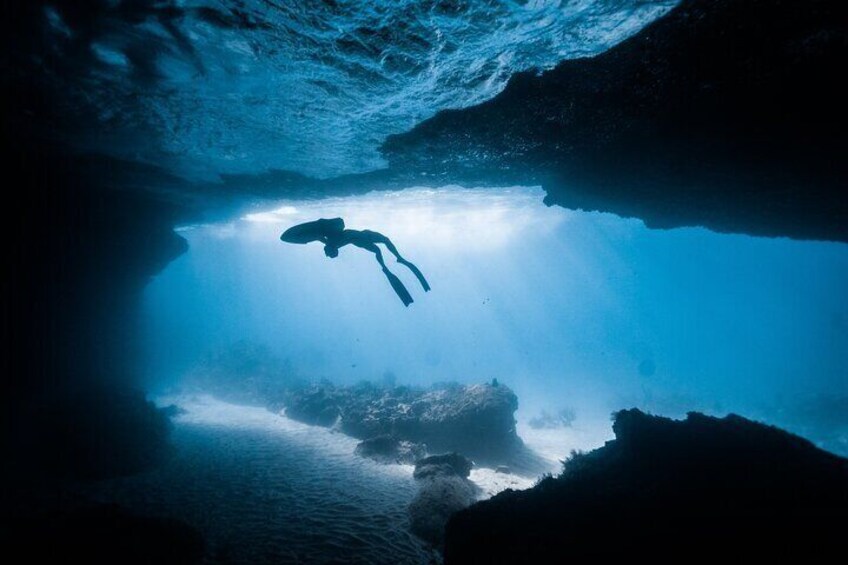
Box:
left=444, top=409, right=848, bottom=563
left=412, top=453, right=473, bottom=480
left=282, top=386, right=341, bottom=427
left=354, top=435, right=426, bottom=465
left=282, top=381, right=531, bottom=468
left=393, top=383, right=522, bottom=462
left=409, top=453, right=479, bottom=548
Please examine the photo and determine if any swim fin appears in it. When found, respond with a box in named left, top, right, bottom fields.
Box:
left=383, top=268, right=414, bottom=307
left=399, top=259, right=431, bottom=292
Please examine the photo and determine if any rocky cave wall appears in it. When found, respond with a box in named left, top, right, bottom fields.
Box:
left=381, top=0, right=848, bottom=242
left=3, top=140, right=189, bottom=480
left=3, top=0, right=846, bottom=482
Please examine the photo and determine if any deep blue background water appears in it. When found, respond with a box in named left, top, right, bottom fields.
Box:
left=143, top=187, right=848, bottom=448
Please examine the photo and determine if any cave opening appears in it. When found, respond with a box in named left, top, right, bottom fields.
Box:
left=143, top=186, right=848, bottom=435
left=72, top=183, right=842, bottom=560
left=6, top=0, right=847, bottom=560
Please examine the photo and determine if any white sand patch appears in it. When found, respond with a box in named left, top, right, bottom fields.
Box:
left=518, top=419, right=614, bottom=467
left=156, top=394, right=615, bottom=502
left=466, top=418, right=614, bottom=498
left=156, top=394, right=415, bottom=480
left=469, top=468, right=536, bottom=498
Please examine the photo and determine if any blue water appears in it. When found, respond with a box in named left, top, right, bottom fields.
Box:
left=143, top=186, right=848, bottom=438
left=26, top=1, right=847, bottom=561
left=39, top=0, right=676, bottom=178
left=133, top=186, right=848, bottom=560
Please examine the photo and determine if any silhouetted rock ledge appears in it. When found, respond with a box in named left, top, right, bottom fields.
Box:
left=444, top=409, right=848, bottom=563
left=277, top=381, right=542, bottom=470
left=381, top=0, right=848, bottom=242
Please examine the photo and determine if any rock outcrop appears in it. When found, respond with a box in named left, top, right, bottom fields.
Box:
left=412, top=453, right=475, bottom=481
left=408, top=453, right=479, bottom=548
left=279, top=384, right=344, bottom=427
left=354, top=435, right=426, bottom=466
left=279, top=381, right=535, bottom=468
left=444, top=409, right=848, bottom=562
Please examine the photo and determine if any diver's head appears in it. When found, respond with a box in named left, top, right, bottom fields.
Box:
left=324, top=244, right=339, bottom=258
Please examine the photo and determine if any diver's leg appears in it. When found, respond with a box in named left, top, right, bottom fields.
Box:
left=378, top=238, right=431, bottom=292
left=384, top=268, right=414, bottom=307
left=368, top=245, right=414, bottom=307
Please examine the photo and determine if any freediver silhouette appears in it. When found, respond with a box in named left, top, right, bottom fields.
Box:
left=280, top=218, right=430, bottom=307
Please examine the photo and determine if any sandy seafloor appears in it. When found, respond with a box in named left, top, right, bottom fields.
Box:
left=73, top=395, right=613, bottom=564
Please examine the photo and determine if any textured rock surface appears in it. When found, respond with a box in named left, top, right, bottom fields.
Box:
left=281, top=381, right=529, bottom=467
left=413, top=453, right=474, bottom=480
left=354, top=435, right=427, bottom=465
left=444, top=409, right=848, bottom=562
left=382, top=0, right=848, bottom=242
left=409, top=453, right=479, bottom=548
left=5, top=3, right=846, bottom=482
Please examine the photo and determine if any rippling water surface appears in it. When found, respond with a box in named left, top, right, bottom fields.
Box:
left=35, top=0, right=676, bottom=177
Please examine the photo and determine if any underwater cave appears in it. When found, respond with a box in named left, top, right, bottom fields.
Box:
left=4, top=0, right=846, bottom=563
